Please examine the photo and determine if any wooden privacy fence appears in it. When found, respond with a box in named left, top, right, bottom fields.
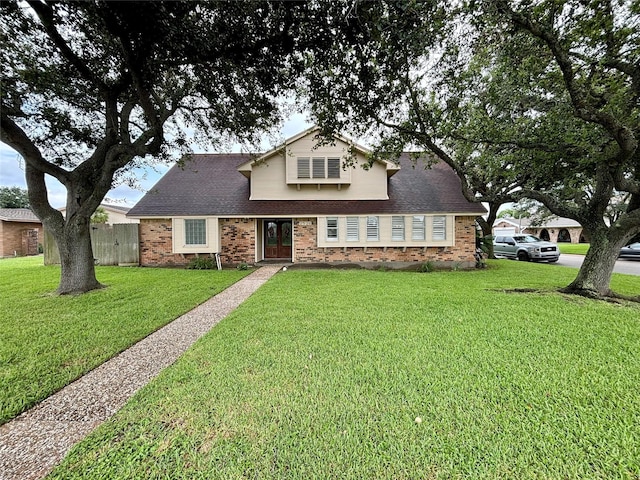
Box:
left=44, top=223, right=139, bottom=266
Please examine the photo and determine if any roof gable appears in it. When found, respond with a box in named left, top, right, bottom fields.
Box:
left=237, top=126, right=398, bottom=177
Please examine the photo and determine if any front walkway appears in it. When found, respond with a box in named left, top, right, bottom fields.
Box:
left=0, top=265, right=283, bottom=480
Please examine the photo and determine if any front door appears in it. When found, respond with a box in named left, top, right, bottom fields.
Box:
left=264, top=220, right=292, bottom=259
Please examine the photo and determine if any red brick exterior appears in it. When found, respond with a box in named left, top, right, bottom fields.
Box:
left=139, top=218, right=256, bottom=266
left=220, top=218, right=255, bottom=264
left=140, top=216, right=477, bottom=268
left=294, top=217, right=477, bottom=267
left=0, top=221, right=42, bottom=257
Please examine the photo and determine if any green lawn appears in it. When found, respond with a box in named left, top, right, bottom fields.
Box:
left=0, top=256, right=250, bottom=424
left=558, top=243, right=590, bottom=255
left=48, top=261, right=640, bottom=479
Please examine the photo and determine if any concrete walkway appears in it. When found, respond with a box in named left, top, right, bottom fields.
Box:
left=0, top=265, right=283, bottom=480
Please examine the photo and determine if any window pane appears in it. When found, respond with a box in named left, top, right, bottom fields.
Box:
left=297, top=158, right=310, bottom=178
left=432, top=216, right=446, bottom=240
left=312, top=157, right=325, bottom=178
left=326, top=217, right=338, bottom=241
left=282, top=222, right=292, bottom=246
left=266, top=222, right=277, bottom=246
left=392, top=216, right=405, bottom=241
left=367, top=216, right=379, bottom=241
left=327, top=158, right=340, bottom=178
left=412, top=216, right=425, bottom=240
left=185, top=219, right=206, bottom=245
left=346, top=217, right=359, bottom=241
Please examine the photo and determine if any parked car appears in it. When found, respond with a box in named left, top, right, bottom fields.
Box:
left=493, top=234, right=560, bottom=262
left=619, top=242, right=640, bottom=258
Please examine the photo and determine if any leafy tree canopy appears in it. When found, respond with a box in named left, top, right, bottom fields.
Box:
left=0, top=186, right=30, bottom=208
left=0, top=0, right=330, bottom=293
left=306, top=0, right=639, bottom=297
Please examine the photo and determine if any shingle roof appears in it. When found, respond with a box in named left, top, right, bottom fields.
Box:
left=128, top=153, right=486, bottom=217
left=0, top=208, right=41, bottom=223
left=496, top=217, right=582, bottom=228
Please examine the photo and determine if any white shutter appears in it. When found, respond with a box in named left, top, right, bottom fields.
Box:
left=346, top=217, right=359, bottom=241
left=367, top=216, right=379, bottom=241
left=412, top=216, right=425, bottom=240
left=297, top=158, right=310, bottom=178
left=432, top=216, right=446, bottom=240
left=392, top=216, right=405, bottom=241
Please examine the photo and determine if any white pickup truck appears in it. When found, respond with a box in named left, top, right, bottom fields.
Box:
left=493, top=234, right=560, bottom=262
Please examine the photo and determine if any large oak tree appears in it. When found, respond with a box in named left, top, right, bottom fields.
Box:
left=306, top=0, right=639, bottom=297
left=1, top=1, right=324, bottom=294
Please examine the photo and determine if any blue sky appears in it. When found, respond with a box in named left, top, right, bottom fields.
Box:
left=0, top=114, right=312, bottom=209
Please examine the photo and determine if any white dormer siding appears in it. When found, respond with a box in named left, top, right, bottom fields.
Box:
left=238, top=128, right=397, bottom=201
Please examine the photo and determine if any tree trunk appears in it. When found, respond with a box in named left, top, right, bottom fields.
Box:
left=560, top=230, right=626, bottom=298
left=50, top=216, right=103, bottom=295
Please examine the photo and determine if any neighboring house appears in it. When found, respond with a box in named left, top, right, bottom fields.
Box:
left=128, top=128, right=486, bottom=268
left=0, top=208, right=42, bottom=257
left=493, top=217, right=588, bottom=243
left=59, top=204, right=139, bottom=224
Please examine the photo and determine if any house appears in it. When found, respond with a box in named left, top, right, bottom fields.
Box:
left=0, top=208, right=42, bottom=257
left=127, top=128, right=486, bottom=268
left=59, top=204, right=139, bottom=225
left=493, top=217, right=588, bottom=243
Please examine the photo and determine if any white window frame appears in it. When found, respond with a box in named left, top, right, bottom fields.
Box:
left=326, top=217, right=338, bottom=241
left=312, top=157, right=325, bottom=179
left=392, top=216, right=405, bottom=241
left=346, top=216, right=359, bottom=241
left=184, top=218, right=207, bottom=246
left=327, top=158, right=341, bottom=179
left=297, top=157, right=310, bottom=179
left=432, top=216, right=446, bottom=241
left=412, top=215, right=425, bottom=241
left=367, top=216, right=379, bottom=241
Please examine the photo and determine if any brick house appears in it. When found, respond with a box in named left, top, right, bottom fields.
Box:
left=0, top=208, right=42, bottom=257
left=493, top=217, right=588, bottom=244
left=127, top=128, right=486, bottom=268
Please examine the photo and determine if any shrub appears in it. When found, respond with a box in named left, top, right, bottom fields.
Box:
left=418, top=261, right=435, bottom=273
left=186, top=256, right=216, bottom=270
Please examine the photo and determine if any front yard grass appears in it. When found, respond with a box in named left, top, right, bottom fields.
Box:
left=0, top=256, right=250, bottom=424
left=49, top=261, right=640, bottom=479
left=558, top=243, right=590, bottom=255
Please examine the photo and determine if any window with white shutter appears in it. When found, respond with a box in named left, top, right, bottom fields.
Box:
left=432, top=216, right=446, bottom=240
left=327, top=158, right=340, bottom=178
left=297, top=157, right=310, bottom=179
left=346, top=217, right=359, bottom=241
left=312, top=157, right=325, bottom=178
left=367, top=216, right=379, bottom=241
left=392, top=216, right=405, bottom=241
left=412, top=216, right=425, bottom=240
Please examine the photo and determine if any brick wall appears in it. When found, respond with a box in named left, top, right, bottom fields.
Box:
left=139, top=218, right=256, bottom=266
left=294, top=216, right=477, bottom=267
left=0, top=221, right=42, bottom=257
left=220, top=218, right=255, bottom=264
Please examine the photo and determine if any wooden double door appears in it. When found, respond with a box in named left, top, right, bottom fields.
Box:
left=264, top=220, right=292, bottom=259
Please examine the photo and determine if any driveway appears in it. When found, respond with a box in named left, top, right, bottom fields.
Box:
left=554, top=254, right=640, bottom=276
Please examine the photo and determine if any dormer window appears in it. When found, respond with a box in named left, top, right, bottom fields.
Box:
left=297, top=158, right=310, bottom=178
left=297, top=157, right=342, bottom=180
